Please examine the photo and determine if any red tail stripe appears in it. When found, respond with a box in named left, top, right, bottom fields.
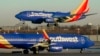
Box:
left=42, top=29, right=49, bottom=40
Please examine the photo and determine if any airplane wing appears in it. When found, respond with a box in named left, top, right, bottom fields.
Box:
left=33, top=29, right=63, bottom=53
left=33, top=29, right=51, bottom=48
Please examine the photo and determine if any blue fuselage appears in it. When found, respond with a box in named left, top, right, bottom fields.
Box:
left=15, top=11, right=71, bottom=23
left=0, top=33, right=94, bottom=49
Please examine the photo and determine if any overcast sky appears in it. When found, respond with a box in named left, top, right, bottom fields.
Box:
left=0, top=0, right=99, bottom=27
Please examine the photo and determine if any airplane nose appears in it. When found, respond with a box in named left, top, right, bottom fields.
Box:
left=86, top=38, right=94, bottom=47
left=89, top=41, right=94, bottom=47
left=15, top=14, right=20, bottom=19
left=15, top=13, right=26, bottom=20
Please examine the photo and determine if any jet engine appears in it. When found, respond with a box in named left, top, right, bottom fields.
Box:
left=48, top=46, right=63, bottom=52
left=45, top=18, right=54, bottom=23
left=31, top=18, right=44, bottom=24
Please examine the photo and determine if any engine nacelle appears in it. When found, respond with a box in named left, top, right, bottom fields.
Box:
left=48, top=46, right=63, bottom=52
left=31, top=20, right=43, bottom=24
left=56, top=18, right=65, bottom=22
left=45, top=18, right=54, bottom=23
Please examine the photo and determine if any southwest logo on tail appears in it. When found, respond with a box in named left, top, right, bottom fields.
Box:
left=15, top=0, right=96, bottom=27
left=66, top=0, right=89, bottom=22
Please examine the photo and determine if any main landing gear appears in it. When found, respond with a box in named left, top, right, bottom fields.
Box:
left=30, top=47, right=39, bottom=54
left=22, top=47, right=39, bottom=54
left=47, top=23, right=59, bottom=27
left=80, top=48, right=83, bottom=54
left=23, top=49, right=29, bottom=54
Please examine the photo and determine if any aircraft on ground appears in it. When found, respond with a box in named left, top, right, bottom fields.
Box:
left=15, top=0, right=96, bottom=27
left=0, top=29, right=94, bottom=54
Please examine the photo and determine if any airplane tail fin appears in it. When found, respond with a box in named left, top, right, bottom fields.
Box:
left=42, top=29, right=50, bottom=40
left=65, top=0, right=89, bottom=22
left=42, top=29, right=51, bottom=44
left=71, top=0, right=89, bottom=15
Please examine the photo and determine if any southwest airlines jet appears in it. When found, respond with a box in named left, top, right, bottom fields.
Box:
left=15, top=0, right=95, bottom=27
left=0, top=29, right=94, bottom=54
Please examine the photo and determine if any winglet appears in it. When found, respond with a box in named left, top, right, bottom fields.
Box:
left=42, top=29, right=50, bottom=40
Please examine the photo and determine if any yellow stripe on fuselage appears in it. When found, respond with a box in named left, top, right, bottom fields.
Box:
left=0, top=35, right=13, bottom=48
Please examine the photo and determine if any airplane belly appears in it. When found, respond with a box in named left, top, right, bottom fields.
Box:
left=7, top=41, right=34, bottom=49
left=62, top=42, right=84, bottom=49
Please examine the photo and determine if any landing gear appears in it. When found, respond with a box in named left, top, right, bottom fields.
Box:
left=30, top=47, right=39, bottom=54
left=47, top=23, right=50, bottom=27
left=17, top=21, right=26, bottom=26
left=32, top=47, right=38, bottom=54
left=22, top=21, right=25, bottom=24
left=80, top=48, right=83, bottom=54
left=20, top=21, right=25, bottom=25
left=54, top=23, right=58, bottom=26
left=23, top=49, right=29, bottom=54
left=47, top=23, right=59, bottom=27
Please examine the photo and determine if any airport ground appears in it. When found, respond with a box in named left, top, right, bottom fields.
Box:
left=0, top=49, right=100, bottom=56
left=0, top=52, right=100, bottom=56
left=0, top=25, right=100, bottom=56
left=0, top=41, right=100, bottom=56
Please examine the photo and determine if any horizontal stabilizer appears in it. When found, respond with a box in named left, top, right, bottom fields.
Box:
left=85, top=13, right=97, bottom=16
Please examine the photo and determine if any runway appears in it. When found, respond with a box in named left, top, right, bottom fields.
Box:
left=0, top=52, right=100, bottom=56
left=0, top=49, right=100, bottom=56
left=0, top=42, right=100, bottom=56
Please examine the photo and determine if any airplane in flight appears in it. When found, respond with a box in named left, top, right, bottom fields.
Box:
left=0, top=29, right=94, bottom=54
left=15, top=0, right=96, bottom=27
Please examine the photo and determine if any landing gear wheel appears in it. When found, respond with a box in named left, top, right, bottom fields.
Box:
left=22, top=21, right=25, bottom=25
left=32, top=47, right=39, bottom=54
left=80, top=48, right=83, bottom=54
left=23, top=49, right=29, bottom=54
left=22, top=22, right=25, bottom=24
left=54, top=23, right=58, bottom=26
left=33, top=50, right=39, bottom=54
left=47, top=23, right=59, bottom=27
left=47, top=23, right=50, bottom=27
